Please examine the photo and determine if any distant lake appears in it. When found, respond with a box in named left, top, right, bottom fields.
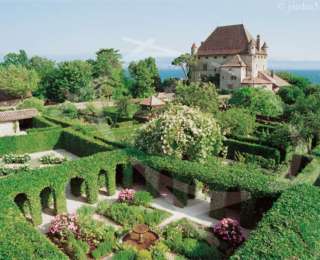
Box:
left=158, top=69, right=320, bottom=84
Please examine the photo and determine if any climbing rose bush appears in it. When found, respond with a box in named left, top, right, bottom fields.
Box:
left=48, top=214, right=80, bottom=238
left=135, top=105, right=223, bottom=162
left=213, top=218, right=245, bottom=247
left=118, top=189, right=135, bottom=203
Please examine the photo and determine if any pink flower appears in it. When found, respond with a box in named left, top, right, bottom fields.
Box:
left=118, top=189, right=135, bottom=203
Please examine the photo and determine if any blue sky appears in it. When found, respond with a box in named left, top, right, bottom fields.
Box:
left=0, top=0, right=319, bottom=66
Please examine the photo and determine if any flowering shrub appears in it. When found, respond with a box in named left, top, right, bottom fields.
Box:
left=135, top=105, right=223, bottom=162
left=48, top=214, right=80, bottom=238
left=118, top=189, right=135, bottom=203
left=213, top=218, right=245, bottom=247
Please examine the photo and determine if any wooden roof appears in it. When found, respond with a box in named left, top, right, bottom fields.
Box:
left=140, top=96, right=165, bottom=107
left=0, top=109, right=38, bottom=123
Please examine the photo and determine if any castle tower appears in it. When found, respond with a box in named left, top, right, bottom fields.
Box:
left=191, top=43, right=197, bottom=55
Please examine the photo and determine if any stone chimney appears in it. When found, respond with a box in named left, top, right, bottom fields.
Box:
left=256, top=35, right=261, bottom=50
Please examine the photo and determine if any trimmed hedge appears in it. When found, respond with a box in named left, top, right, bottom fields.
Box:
left=128, top=149, right=289, bottom=197
left=293, top=157, right=320, bottom=185
left=0, top=129, right=63, bottom=155
left=224, top=138, right=281, bottom=164
left=232, top=185, right=320, bottom=259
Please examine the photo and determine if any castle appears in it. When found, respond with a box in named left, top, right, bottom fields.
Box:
left=191, top=24, right=289, bottom=91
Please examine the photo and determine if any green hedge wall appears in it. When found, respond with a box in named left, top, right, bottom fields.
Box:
left=32, top=116, right=59, bottom=129
left=128, top=149, right=289, bottom=197
left=232, top=185, right=320, bottom=259
left=0, top=129, right=63, bottom=156
left=224, top=138, right=282, bottom=164
left=293, top=157, right=320, bottom=185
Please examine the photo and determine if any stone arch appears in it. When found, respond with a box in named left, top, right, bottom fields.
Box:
left=67, top=177, right=89, bottom=202
left=14, top=193, right=32, bottom=222
left=39, top=187, right=56, bottom=215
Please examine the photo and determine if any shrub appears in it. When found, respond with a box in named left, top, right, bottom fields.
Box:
left=118, top=189, right=135, bottom=203
left=2, top=153, right=31, bottom=164
left=60, top=102, right=79, bottom=119
left=132, top=191, right=153, bottom=206
left=213, top=218, right=245, bottom=247
left=151, top=241, right=169, bottom=260
left=136, top=249, right=152, bottom=260
left=65, top=232, right=89, bottom=260
left=218, top=108, right=256, bottom=136
left=135, top=105, right=223, bottom=162
left=91, top=240, right=114, bottom=259
left=40, top=154, right=67, bottom=165
left=112, top=248, right=136, bottom=260
left=96, top=201, right=170, bottom=227
left=17, top=97, right=45, bottom=111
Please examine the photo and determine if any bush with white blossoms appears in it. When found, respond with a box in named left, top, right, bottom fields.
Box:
left=135, top=105, right=223, bottom=162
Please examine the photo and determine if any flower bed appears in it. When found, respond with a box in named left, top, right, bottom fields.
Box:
left=2, top=153, right=31, bottom=164
left=162, top=219, right=222, bottom=259
left=48, top=212, right=116, bottom=259
left=96, top=201, right=170, bottom=228
left=40, top=154, right=67, bottom=165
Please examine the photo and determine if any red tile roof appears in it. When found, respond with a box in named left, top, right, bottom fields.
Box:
left=0, top=109, right=38, bottom=123
left=197, top=24, right=254, bottom=56
left=140, top=96, right=165, bottom=107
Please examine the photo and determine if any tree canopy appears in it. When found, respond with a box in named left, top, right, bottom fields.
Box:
left=218, top=108, right=256, bottom=137
left=128, top=57, right=160, bottom=98
left=175, top=82, right=219, bottom=114
left=229, top=87, right=284, bottom=117
left=0, top=65, right=39, bottom=99
left=45, top=60, right=94, bottom=102
left=172, top=53, right=196, bottom=81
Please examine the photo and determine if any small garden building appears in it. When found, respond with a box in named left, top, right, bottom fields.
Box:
left=0, top=108, right=38, bottom=137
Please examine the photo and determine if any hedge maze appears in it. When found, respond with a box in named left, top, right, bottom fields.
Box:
left=0, top=117, right=319, bottom=259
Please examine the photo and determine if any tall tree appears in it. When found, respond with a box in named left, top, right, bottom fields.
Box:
left=29, top=56, right=56, bottom=98
left=45, top=60, right=94, bottom=102
left=0, top=65, right=39, bottom=99
left=175, top=82, right=219, bottom=114
left=128, top=57, right=160, bottom=98
left=2, top=50, right=29, bottom=67
left=172, top=53, right=196, bottom=81
left=91, top=49, right=126, bottom=99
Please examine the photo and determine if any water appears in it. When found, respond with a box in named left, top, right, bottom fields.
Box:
left=159, top=69, right=320, bottom=84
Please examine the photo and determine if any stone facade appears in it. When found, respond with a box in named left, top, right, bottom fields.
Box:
left=0, top=121, right=19, bottom=137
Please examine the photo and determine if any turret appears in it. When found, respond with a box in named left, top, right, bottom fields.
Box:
left=191, top=43, right=197, bottom=55
left=261, top=42, right=268, bottom=54
left=256, top=35, right=261, bottom=50
left=249, top=40, right=256, bottom=55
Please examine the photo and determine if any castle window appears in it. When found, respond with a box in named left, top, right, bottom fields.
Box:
left=223, top=56, right=227, bottom=59
left=231, top=76, right=237, bottom=80
left=203, top=64, right=208, bottom=71
left=206, top=56, right=209, bottom=59
left=214, top=56, right=218, bottom=59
